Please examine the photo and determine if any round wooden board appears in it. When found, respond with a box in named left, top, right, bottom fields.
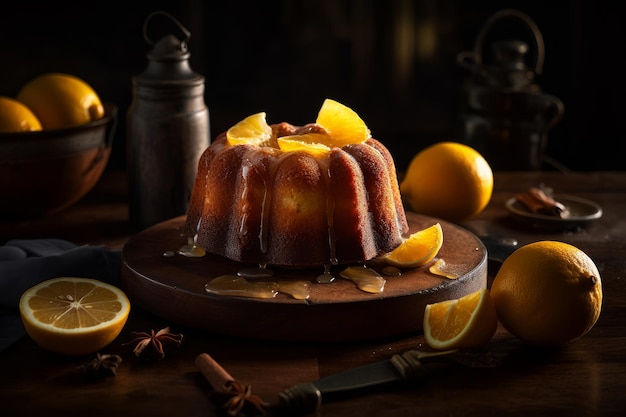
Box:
left=120, top=212, right=487, bottom=342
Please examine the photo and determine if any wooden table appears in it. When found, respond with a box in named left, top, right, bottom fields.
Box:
left=1, top=170, right=625, bottom=417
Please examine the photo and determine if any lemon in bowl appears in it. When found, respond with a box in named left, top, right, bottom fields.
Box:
left=0, top=96, right=42, bottom=133
left=16, top=72, right=105, bottom=130
left=0, top=72, right=116, bottom=219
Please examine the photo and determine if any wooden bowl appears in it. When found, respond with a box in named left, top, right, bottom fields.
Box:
left=0, top=103, right=117, bottom=219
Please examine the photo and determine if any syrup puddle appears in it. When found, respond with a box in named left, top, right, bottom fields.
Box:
left=204, top=275, right=310, bottom=300
left=429, top=258, right=462, bottom=279
left=169, top=239, right=461, bottom=300
left=339, top=265, right=386, bottom=293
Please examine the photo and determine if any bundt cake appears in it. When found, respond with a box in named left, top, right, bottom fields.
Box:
left=184, top=99, right=408, bottom=268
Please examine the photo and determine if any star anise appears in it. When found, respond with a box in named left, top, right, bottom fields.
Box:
left=222, top=379, right=269, bottom=416
left=79, top=353, right=123, bottom=378
left=123, top=326, right=183, bottom=360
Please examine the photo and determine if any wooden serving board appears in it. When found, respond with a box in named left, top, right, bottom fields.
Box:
left=120, top=212, right=487, bottom=342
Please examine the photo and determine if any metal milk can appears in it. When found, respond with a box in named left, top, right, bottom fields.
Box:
left=457, top=9, right=564, bottom=171
left=127, top=11, right=210, bottom=230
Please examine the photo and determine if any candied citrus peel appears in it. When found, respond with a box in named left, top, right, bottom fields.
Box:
left=277, top=135, right=331, bottom=155
left=226, top=99, right=370, bottom=152
left=315, top=98, right=370, bottom=147
left=226, top=112, right=273, bottom=146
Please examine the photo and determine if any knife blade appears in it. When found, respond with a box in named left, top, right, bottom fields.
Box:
left=275, top=349, right=458, bottom=416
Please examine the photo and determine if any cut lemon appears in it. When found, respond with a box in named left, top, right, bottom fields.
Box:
left=384, top=223, right=443, bottom=268
left=277, top=134, right=331, bottom=155
left=226, top=112, right=273, bottom=146
left=315, top=98, right=370, bottom=147
left=19, top=277, right=131, bottom=356
left=423, top=288, right=497, bottom=350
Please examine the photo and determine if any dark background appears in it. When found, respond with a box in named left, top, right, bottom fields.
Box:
left=1, top=0, right=624, bottom=172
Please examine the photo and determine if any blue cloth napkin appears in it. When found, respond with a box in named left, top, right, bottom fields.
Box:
left=0, top=239, right=121, bottom=353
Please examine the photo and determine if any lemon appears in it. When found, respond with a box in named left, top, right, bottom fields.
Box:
left=491, top=241, right=602, bottom=346
left=19, top=277, right=131, bottom=356
left=0, top=96, right=42, bottom=133
left=226, top=112, right=273, bottom=146
left=384, top=223, right=443, bottom=268
left=424, top=288, right=497, bottom=350
left=315, top=98, right=370, bottom=147
left=16, top=73, right=105, bottom=130
left=401, top=142, right=493, bottom=223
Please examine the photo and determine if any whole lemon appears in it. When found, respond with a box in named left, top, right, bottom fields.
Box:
left=0, top=96, right=42, bottom=133
left=17, top=73, right=104, bottom=130
left=400, top=142, right=493, bottom=223
left=491, top=241, right=603, bottom=346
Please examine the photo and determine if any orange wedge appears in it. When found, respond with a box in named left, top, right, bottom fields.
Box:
left=315, top=98, right=370, bottom=147
left=277, top=134, right=331, bottom=155
left=384, top=223, right=443, bottom=268
left=423, top=288, right=497, bottom=350
left=226, top=112, right=273, bottom=146
left=19, top=277, right=131, bottom=356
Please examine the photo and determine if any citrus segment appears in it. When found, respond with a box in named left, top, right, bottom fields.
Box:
left=277, top=135, right=331, bottom=155
left=19, top=277, right=130, bottom=356
left=226, top=112, right=273, bottom=146
left=0, top=96, right=42, bottom=133
left=401, top=142, right=493, bottom=223
left=491, top=241, right=602, bottom=346
left=384, top=223, right=443, bottom=268
left=424, top=288, right=497, bottom=350
left=315, top=98, right=370, bottom=147
left=17, top=73, right=104, bottom=130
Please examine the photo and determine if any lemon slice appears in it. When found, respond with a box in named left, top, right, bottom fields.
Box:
left=423, top=288, right=497, bottom=350
left=226, top=112, right=273, bottom=146
left=315, top=98, right=370, bottom=147
left=277, top=134, right=331, bottom=155
left=383, top=223, right=443, bottom=268
left=19, top=277, right=131, bottom=356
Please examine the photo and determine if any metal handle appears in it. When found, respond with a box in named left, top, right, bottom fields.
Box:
left=142, top=10, right=191, bottom=50
left=474, top=8, right=545, bottom=75
left=458, top=9, right=545, bottom=77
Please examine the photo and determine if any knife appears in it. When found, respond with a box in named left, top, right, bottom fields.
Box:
left=477, top=234, right=518, bottom=264
left=274, top=349, right=494, bottom=416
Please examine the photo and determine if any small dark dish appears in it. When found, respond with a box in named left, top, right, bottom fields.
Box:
left=506, top=194, right=603, bottom=230
left=0, top=103, right=117, bottom=219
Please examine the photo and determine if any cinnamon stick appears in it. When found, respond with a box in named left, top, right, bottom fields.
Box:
left=195, top=353, right=235, bottom=393
left=516, top=187, right=568, bottom=218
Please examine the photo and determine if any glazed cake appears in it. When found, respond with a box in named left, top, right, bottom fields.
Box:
left=184, top=99, right=408, bottom=268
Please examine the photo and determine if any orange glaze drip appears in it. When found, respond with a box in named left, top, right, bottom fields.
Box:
left=237, top=264, right=274, bottom=278
left=178, top=237, right=206, bottom=258
left=316, top=264, right=336, bottom=283
left=339, top=265, right=386, bottom=293
left=238, top=150, right=273, bottom=255
left=317, top=156, right=338, bottom=266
